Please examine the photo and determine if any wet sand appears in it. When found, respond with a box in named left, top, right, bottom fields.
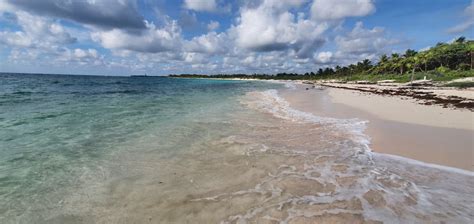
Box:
left=280, top=84, right=474, bottom=171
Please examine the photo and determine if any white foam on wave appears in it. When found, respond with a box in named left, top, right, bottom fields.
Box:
left=243, top=89, right=370, bottom=147
left=262, top=80, right=298, bottom=89
left=243, top=88, right=474, bottom=178
left=373, top=152, right=474, bottom=176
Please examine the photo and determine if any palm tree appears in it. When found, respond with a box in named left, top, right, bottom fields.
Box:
left=455, top=36, right=466, bottom=43
left=390, top=53, right=401, bottom=73
left=407, top=56, right=417, bottom=82
left=468, top=41, right=474, bottom=70
left=362, top=59, right=371, bottom=68
left=377, top=54, right=389, bottom=73
left=404, top=49, right=417, bottom=58
left=398, top=58, right=406, bottom=74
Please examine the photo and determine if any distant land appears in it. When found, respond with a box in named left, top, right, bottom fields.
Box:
left=170, top=37, right=474, bottom=87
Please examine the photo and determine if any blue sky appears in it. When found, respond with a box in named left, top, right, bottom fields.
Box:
left=0, top=0, right=472, bottom=76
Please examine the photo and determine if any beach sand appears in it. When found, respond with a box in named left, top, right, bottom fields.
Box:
left=280, top=84, right=474, bottom=171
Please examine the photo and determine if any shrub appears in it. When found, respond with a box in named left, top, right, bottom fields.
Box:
left=457, top=63, right=470, bottom=71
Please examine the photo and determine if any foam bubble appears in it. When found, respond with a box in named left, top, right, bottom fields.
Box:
left=242, top=89, right=370, bottom=148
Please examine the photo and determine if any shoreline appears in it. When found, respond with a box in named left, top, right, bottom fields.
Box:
left=276, top=81, right=473, bottom=172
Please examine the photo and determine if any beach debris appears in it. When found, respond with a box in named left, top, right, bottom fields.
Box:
left=355, top=80, right=376, bottom=84
left=377, top=80, right=396, bottom=84
left=405, top=79, right=433, bottom=86
left=319, top=83, right=474, bottom=111
left=321, top=79, right=347, bottom=84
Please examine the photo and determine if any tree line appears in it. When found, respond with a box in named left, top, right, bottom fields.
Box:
left=169, top=37, right=473, bottom=82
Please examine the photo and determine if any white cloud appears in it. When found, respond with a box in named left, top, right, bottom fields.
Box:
left=315, top=51, right=333, bottom=63
left=0, top=0, right=14, bottom=12
left=73, top=48, right=98, bottom=59
left=207, top=20, right=220, bottom=31
left=234, top=0, right=327, bottom=57
left=0, top=0, right=405, bottom=75
left=329, top=22, right=400, bottom=66
left=184, top=0, right=218, bottom=12
left=448, top=21, right=474, bottom=34
left=0, top=31, right=32, bottom=47
left=311, top=0, right=375, bottom=20
left=183, top=52, right=207, bottom=64
left=0, top=11, right=76, bottom=49
left=0, top=7, right=106, bottom=70
left=447, top=0, right=474, bottom=34
left=55, top=48, right=103, bottom=65
left=92, top=20, right=182, bottom=53
left=335, top=22, right=399, bottom=55
left=466, top=1, right=474, bottom=16
left=185, top=31, right=229, bottom=54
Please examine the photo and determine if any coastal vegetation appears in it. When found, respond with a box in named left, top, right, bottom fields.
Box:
left=170, top=37, right=474, bottom=83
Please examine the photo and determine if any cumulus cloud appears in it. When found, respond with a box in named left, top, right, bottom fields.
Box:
left=56, top=48, right=104, bottom=66
left=185, top=31, right=229, bottom=54
left=322, top=22, right=401, bottom=66
left=0, top=11, right=76, bottom=48
left=311, top=0, right=375, bottom=20
left=315, top=51, right=333, bottom=64
left=0, top=6, right=107, bottom=70
left=92, top=20, right=182, bottom=53
left=74, top=48, right=98, bottom=59
left=0, top=0, right=14, bottom=12
left=207, top=20, right=220, bottom=31
left=183, top=52, right=208, bottom=64
left=447, top=0, right=474, bottom=34
left=335, top=22, right=399, bottom=55
left=6, top=0, right=146, bottom=30
left=0, top=0, right=393, bottom=74
left=0, top=31, right=31, bottom=47
left=234, top=0, right=327, bottom=57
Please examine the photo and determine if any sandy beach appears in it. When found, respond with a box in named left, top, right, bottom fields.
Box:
left=280, top=83, right=474, bottom=171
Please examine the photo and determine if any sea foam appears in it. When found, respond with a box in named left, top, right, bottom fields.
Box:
left=242, top=89, right=371, bottom=148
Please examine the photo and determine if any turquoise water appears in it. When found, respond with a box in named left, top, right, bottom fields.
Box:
left=0, top=74, right=278, bottom=222
left=1, top=73, right=472, bottom=223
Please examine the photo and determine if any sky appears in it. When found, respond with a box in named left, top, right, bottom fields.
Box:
left=0, top=0, right=472, bottom=76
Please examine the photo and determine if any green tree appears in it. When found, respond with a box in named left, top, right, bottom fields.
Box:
left=468, top=41, right=474, bottom=69
left=455, top=36, right=466, bottom=43
left=389, top=53, right=402, bottom=74
left=404, top=49, right=417, bottom=58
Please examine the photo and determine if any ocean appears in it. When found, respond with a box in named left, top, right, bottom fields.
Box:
left=0, top=73, right=472, bottom=223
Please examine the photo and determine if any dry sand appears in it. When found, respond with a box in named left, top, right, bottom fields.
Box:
left=280, top=84, right=474, bottom=171
left=327, top=88, right=473, bottom=130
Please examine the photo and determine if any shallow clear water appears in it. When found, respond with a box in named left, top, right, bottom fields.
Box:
left=0, top=74, right=473, bottom=223
left=0, top=74, right=276, bottom=222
